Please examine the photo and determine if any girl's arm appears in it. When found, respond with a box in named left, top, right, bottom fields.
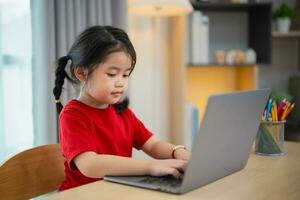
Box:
left=73, top=152, right=187, bottom=179
left=141, top=136, right=191, bottom=161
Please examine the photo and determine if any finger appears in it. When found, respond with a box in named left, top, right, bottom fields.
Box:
left=168, top=168, right=181, bottom=179
left=178, top=161, right=188, bottom=172
left=171, top=160, right=188, bottom=172
left=179, top=173, right=184, bottom=179
left=170, top=159, right=187, bottom=166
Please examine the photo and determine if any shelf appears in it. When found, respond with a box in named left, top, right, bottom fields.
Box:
left=187, top=64, right=257, bottom=68
left=190, top=1, right=272, bottom=64
left=272, top=31, right=300, bottom=38
left=190, top=1, right=271, bottom=12
left=186, top=65, right=257, bottom=122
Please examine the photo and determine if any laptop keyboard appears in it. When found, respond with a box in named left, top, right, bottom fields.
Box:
left=138, top=175, right=182, bottom=187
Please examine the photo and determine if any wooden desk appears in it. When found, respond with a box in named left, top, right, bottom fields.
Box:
left=45, top=142, right=300, bottom=200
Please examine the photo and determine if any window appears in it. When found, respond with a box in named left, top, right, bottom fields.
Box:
left=0, top=0, right=33, bottom=163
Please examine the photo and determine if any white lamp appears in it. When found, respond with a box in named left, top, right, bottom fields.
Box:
left=128, top=0, right=193, bottom=17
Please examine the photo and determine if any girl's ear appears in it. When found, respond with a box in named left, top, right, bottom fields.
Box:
left=74, top=67, right=87, bottom=83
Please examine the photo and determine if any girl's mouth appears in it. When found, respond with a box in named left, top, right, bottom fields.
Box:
left=111, top=91, right=123, bottom=96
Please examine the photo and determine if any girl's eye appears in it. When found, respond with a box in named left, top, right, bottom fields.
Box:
left=107, top=73, right=116, bottom=77
left=123, top=74, right=130, bottom=78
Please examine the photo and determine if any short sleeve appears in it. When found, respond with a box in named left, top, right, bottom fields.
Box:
left=59, top=109, right=97, bottom=167
left=126, top=109, right=153, bottom=150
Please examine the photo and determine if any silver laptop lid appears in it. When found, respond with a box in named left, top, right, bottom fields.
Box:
left=181, top=89, right=270, bottom=193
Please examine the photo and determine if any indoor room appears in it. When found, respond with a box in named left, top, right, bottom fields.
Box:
left=0, top=0, right=299, bottom=199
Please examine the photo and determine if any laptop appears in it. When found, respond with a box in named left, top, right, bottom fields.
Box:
left=104, top=89, right=270, bottom=194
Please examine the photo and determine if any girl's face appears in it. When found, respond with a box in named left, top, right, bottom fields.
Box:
left=80, top=51, right=132, bottom=108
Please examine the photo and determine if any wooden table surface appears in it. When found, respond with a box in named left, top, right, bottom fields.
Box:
left=45, top=142, right=300, bottom=200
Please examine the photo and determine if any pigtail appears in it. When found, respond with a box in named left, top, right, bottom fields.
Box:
left=113, top=97, right=129, bottom=113
left=53, top=55, right=72, bottom=114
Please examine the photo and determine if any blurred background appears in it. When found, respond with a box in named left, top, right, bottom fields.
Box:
left=0, top=0, right=299, bottom=162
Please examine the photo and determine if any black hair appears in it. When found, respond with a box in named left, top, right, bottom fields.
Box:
left=53, top=25, right=136, bottom=114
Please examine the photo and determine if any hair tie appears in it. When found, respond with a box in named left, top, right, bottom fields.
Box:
left=64, top=55, right=72, bottom=66
left=66, top=55, right=71, bottom=61
left=55, top=99, right=61, bottom=103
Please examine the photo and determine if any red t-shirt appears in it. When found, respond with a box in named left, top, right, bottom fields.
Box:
left=58, top=100, right=153, bottom=191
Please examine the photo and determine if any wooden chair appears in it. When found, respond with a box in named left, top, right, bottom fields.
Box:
left=0, top=144, right=65, bottom=200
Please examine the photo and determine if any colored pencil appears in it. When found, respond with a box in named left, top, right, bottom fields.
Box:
left=273, top=102, right=278, bottom=121
left=271, top=104, right=276, bottom=121
left=277, top=98, right=286, bottom=120
left=282, top=103, right=295, bottom=120
left=265, top=99, right=272, bottom=122
left=280, top=103, right=290, bottom=121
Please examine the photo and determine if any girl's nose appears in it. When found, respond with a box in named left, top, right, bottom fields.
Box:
left=115, top=79, right=124, bottom=87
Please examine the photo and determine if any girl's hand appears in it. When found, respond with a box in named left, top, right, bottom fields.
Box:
left=174, top=149, right=191, bottom=161
left=147, top=159, right=188, bottom=179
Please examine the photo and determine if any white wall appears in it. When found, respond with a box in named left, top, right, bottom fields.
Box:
left=128, top=16, right=171, bottom=158
left=127, top=15, right=188, bottom=158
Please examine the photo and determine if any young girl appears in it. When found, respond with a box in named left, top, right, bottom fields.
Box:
left=53, top=25, right=191, bottom=191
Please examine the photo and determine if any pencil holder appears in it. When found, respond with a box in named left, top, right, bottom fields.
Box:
left=255, top=121, right=285, bottom=156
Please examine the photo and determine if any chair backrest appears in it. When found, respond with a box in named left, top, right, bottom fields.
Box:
left=0, top=144, right=65, bottom=200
